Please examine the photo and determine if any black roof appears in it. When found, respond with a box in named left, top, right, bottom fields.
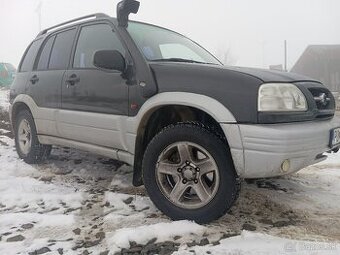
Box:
left=36, top=13, right=111, bottom=38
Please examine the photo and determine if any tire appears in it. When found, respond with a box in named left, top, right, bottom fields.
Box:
left=14, top=110, right=51, bottom=164
left=142, top=123, right=239, bottom=223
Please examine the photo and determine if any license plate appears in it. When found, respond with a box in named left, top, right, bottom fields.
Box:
left=330, top=127, right=340, bottom=147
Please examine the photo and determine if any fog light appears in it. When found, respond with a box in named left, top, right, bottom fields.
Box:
left=281, top=159, right=290, bottom=172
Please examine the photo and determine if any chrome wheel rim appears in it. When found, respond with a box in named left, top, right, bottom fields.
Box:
left=156, top=141, right=220, bottom=209
left=18, top=119, right=32, bottom=155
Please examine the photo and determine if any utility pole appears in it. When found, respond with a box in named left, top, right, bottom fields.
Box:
left=35, top=1, right=42, bottom=32
left=284, top=40, right=287, bottom=72
left=262, top=41, right=266, bottom=68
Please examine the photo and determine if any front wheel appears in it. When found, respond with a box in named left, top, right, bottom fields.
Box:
left=142, top=123, right=239, bottom=223
left=14, top=110, right=51, bottom=164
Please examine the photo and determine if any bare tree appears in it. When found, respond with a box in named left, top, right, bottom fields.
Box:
left=215, top=47, right=238, bottom=66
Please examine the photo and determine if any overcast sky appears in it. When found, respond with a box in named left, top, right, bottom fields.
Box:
left=1, top=0, right=340, bottom=69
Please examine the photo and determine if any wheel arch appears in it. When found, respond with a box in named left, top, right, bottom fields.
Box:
left=11, top=100, right=35, bottom=130
left=130, top=92, right=242, bottom=186
left=10, top=94, right=45, bottom=138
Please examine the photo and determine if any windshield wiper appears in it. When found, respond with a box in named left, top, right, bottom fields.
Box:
left=151, top=58, right=210, bottom=64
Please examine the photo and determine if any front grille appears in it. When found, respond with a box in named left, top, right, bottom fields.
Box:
left=308, top=87, right=334, bottom=110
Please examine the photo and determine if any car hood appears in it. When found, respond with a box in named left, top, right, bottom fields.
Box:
left=149, top=62, right=322, bottom=123
left=151, top=62, right=319, bottom=83
left=223, top=65, right=318, bottom=83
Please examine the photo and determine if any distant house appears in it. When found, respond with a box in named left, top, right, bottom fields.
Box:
left=269, top=64, right=283, bottom=71
left=291, top=45, right=340, bottom=92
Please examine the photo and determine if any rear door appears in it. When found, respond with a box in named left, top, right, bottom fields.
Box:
left=28, top=28, right=77, bottom=136
left=30, top=28, right=77, bottom=109
left=59, top=22, right=129, bottom=149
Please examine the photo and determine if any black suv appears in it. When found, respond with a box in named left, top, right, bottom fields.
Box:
left=10, top=0, right=339, bottom=223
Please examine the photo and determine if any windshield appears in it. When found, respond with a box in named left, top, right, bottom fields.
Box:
left=127, top=22, right=221, bottom=65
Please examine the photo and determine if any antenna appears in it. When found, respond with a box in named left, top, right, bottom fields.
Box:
left=284, top=40, right=288, bottom=72
left=35, top=1, right=42, bottom=31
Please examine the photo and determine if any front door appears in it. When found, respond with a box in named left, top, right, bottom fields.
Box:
left=60, top=22, right=129, bottom=149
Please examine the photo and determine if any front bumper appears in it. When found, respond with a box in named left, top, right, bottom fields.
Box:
left=221, top=118, right=340, bottom=178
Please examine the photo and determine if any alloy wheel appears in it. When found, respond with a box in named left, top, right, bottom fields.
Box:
left=155, top=141, right=220, bottom=209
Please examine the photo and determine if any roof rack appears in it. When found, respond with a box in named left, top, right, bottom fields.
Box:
left=37, top=13, right=110, bottom=37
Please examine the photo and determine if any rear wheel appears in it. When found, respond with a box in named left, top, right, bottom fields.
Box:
left=14, top=110, right=51, bottom=163
left=142, top=123, right=239, bottom=223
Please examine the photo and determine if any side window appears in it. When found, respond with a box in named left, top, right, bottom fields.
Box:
left=73, top=24, right=125, bottom=68
left=49, top=29, right=76, bottom=70
left=20, top=39, right=42, bottom=72
left=36, top=35, right=55, bottom=71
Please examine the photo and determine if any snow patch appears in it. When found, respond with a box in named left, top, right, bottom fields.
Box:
left=108, top=220, right=206, bottom=249
left=0, top=88, right=9, bottom=111
left=174, top=231, right=339, bottom=255
left=0, top=213, right=75, bottom=228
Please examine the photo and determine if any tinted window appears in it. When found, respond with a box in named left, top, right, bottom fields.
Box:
left=20, top=39, right=42, bottom=72
left=37, top=35, right=55, bottom=70
left=73, top=24, right=125, bottom=68
left=49, top=29, right=76, bottom=70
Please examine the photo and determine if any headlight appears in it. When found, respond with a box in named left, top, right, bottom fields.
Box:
left=258, top=83, right=307, bottom=112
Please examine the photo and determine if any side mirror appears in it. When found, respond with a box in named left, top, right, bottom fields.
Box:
left=117, top=0, right=140, bottom=27
left=93, top=50, right=125, bottom=72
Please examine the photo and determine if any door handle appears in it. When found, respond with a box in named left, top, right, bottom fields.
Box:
left=30, top=75, right=39, bottom=84
left=65, top=74, right=80, bottom=86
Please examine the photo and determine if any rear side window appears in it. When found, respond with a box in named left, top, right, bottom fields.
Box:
left=73, top=24, right=125, bottom=68
left=20, top=39, right=42, bottom=72
left=49, top=29, right=76, bottom=70
left=36, top=35, right=55, bottom=71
